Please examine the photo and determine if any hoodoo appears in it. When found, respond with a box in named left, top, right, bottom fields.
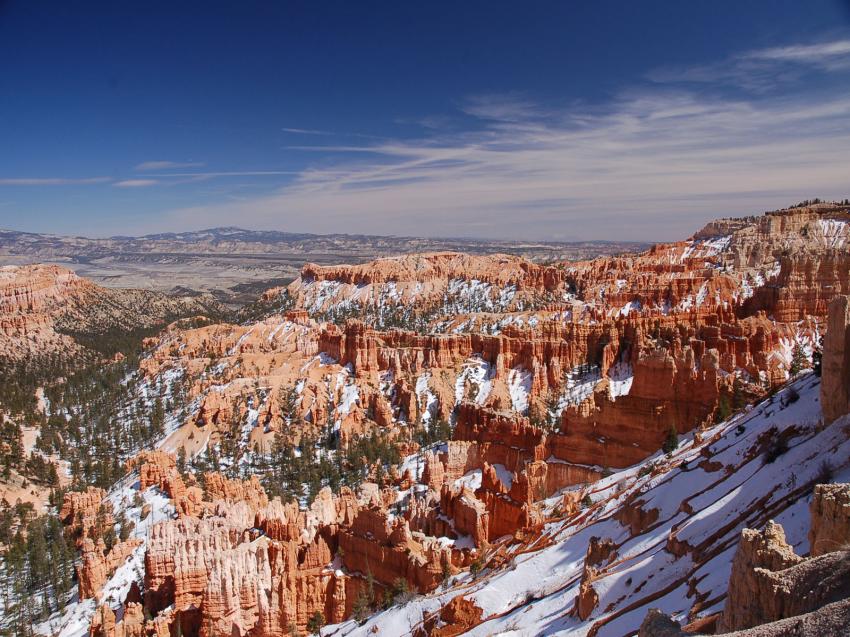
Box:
left=9, top=203, right=850, bottom=637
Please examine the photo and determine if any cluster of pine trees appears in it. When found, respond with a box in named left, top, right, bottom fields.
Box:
left=0, top=327, right=197, bottom=635
left=1, top=508, right=75, bottom=632
left=36, top=355, right=189, bottom=490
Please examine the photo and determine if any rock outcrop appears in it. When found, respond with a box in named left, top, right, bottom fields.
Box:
left=60, top=487, right=111, bottom=548
left=809, top=482, right=850, bottom=557
left=822, top=295, right=850, bottom=423
left=78, top=537, right=143, bottom=600
left=60, top=202, right=850, bottom=637
left=720, top=521, right=805, bottom=631
left=646, top=483, right=850, bottom=636
left=0, top=263, right=221, bottom=362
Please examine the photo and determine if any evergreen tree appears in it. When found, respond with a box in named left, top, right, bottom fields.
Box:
left=789, top=343, right=807, bottom=376
left=715, top=394, right=731, bottom=423
left=306, top=611, right=325, bottom=635
left=662, top=425, right=679, bottom=455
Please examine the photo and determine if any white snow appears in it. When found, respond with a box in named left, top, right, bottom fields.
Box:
left=337, top=382, right=360, bottom=417
left=818, top=219, right=847, bottom=249
left=554, top=366, right=603, bottom=414
left=454, top=357, right=494, bottom=406
left=618, top=299, right=641, bottom=317
left=507, top=367, right=532, bottom=414
left=327, top=374, right=850, bottom=637
left=454, top=469, right=483, bottom=492
left=608, top=362, right=634, bottom=398
left=416, top=373, right=439, bottom=425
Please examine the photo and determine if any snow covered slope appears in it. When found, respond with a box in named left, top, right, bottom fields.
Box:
left=323, top=373, right=850, bottom=636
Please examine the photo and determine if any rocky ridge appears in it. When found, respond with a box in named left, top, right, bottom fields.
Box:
left=0, top=263, right=222, bottom=362
left=33, top=202, right=850, bottom=637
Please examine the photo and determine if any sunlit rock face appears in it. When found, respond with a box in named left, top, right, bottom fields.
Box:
left=44, top=202, right=850, bottom=637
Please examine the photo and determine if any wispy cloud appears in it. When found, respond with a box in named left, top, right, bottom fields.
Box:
left=135, top=160, right=205, bottom=171
left=161, top=36, right=850, bottom=242
left=0, top=177, right=111, bottom=185
left=282, top=127, right=334, bottom=135
left=144, top=171, right=298, bottom=182
left=282, top=126, right=388, bottom=140
left=114, top=179, right=159, bottom=187
left=745, top=39, right=850, bottom=66
left=648, top=37, right=850, bottom=91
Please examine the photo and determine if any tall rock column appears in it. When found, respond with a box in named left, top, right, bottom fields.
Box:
left=718, top=521, right=803, bottom=632
left=821, top=295, right=850, bottom=423
left=809, top=483, right=850, bottom=557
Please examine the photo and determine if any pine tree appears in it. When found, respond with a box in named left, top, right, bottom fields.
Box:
left=715, top=395, right=731, bottom=423
left=662, top=425, right=679, bottom=455
left=306, top=611, right=325, bottom=635
left=812, top=336, right=823, bottom=377
left=789, top=343, right=807, bottom=376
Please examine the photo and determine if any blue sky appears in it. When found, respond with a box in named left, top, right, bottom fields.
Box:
left=1, top=1, right=850, bottom=241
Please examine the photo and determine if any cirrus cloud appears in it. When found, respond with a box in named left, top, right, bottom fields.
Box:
left=160, top=39, right=850, bottom=242
left=114, top=179, right=159, bottom=188
left=135, top=160, right=205, bottom=171
left=0, top=177, right=111, bottom=185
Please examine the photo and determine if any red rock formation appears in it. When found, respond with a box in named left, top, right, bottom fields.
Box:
left=427, top=596, right=484, bottom=637
left=90, top=602, right=146, bottom=637
left=439, top=484, right=489, bottom=546
left=129, top=450, right=177, bottom=489
left=720, top=521, right=805, bottom=631
left=78, top=537, right=143, bottom=600
left=133, top=480, right=457, bottom=635
left=0, top=263, right=219, bottom=362
left=0, top=264, right=91, bottom=359
left=821, top=295, right=850, bottom=424
left=297, top=252, right=566, bottom=296
left=809, top=482, right=850, bottom=557
left=77, top=202, right=850, bottom=636
left=338, top=506, right=450, bottom=592
left=553, top=347, right=723, bottom=468
left=60, top=487, right=111, bottom=548
left=203, top=472, right=269, bottom=511
left=574, top=537, right=618, bottom=620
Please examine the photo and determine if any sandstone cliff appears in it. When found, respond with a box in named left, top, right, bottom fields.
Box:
left=0, top=263, right=222, bottom=362
left=43, top=202, right=850, bottom=637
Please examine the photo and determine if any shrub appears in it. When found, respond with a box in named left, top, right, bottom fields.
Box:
left=306, top=611, right=324, bottom=635
left=784, top=387, right=800, bottom=405
left=789, top=344, right=807, bottom=376
left=763, top=428, right=789, bottom=464
left=441, top=561, right=452, bottom=586
left=388, top=577, right=412, bottom=606
left=469, top=553, right=486, bottom=578
left=638, top=463, right=654, bottom=478
left=815, top=460, right=834, bottom=486
left=662, top=425, right=679, bottom=455
left=352, top=587, right=372, bottom=624
left=715, top=395, right=731, bottom=423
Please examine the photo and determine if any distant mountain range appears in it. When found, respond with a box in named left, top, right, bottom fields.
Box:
left=0, top=227, right=647, bottom=304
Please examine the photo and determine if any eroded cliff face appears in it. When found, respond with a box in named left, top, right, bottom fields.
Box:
left=84, top=459, right=460, bottom=637
left=0, top=264, right=90, bottom=360
left=822, top=295, right=850, bottom=423
left=59, top=360, right=850, bottom=637
left=644, top=483, right=850, bottom=637
left=0, top=263, right=222, bottom=362
left=45, top=203, right=850, bottom=637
